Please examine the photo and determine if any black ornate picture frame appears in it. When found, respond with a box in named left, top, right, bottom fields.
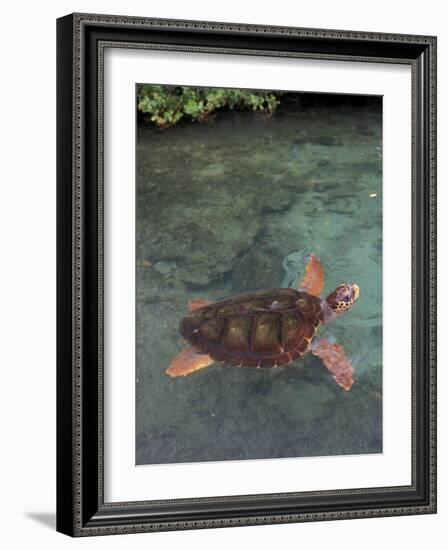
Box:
left=56, top=13, right=437, bottom=537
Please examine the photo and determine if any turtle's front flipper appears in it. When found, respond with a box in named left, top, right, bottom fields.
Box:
left=298, top=254, right=325, bottom=296
left=310, top=337, right=354, bottom=390
left=166, top=348, right=214, bottom=377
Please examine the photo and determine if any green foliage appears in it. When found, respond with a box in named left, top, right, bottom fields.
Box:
left=137, top=85, right=280, bottom=127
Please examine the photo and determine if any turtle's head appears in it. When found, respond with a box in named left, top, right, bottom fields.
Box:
left=325, top=283, right=360, bottom=317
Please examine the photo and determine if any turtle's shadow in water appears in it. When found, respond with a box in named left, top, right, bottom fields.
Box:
left=273, top=356, right=331, bottom=387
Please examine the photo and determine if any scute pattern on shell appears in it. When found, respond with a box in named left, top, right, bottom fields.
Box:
left=180, top=288, right=322, bottom=368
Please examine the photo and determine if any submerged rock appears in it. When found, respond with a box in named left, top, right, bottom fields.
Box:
left=281, top=248, right=311, bottom=288
left=154, top=260, right=177, bottom=275
left=231, top=240, right=284, bottom=291
left=230, top=225, right=308, bottom=291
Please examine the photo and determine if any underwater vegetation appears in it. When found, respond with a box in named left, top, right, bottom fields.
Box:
left=137, top=85, right=280, bottom=127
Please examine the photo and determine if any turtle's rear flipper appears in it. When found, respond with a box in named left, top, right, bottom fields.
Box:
left=310, top=337, right=354, bottom=390
left=298, top=254, right=325, bottom=296
left=188, top=298, right=212, bottom=312
left=166, top=348, right=214, bottom=377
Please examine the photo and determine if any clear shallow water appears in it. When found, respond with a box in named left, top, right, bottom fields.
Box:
left=136, top=94, right=382, bottom=465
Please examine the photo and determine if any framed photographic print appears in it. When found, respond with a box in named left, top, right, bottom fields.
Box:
left=56, top=13, right=437, bottom=536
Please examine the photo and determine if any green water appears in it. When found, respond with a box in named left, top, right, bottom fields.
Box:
left=136, top=94, right=382, bottom=465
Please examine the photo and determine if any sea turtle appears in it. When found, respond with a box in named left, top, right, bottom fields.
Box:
left=166, top=254, right=360, bottom=390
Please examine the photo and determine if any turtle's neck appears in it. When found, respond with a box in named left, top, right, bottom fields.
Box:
left=320, top=298, right=337, bottom=324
